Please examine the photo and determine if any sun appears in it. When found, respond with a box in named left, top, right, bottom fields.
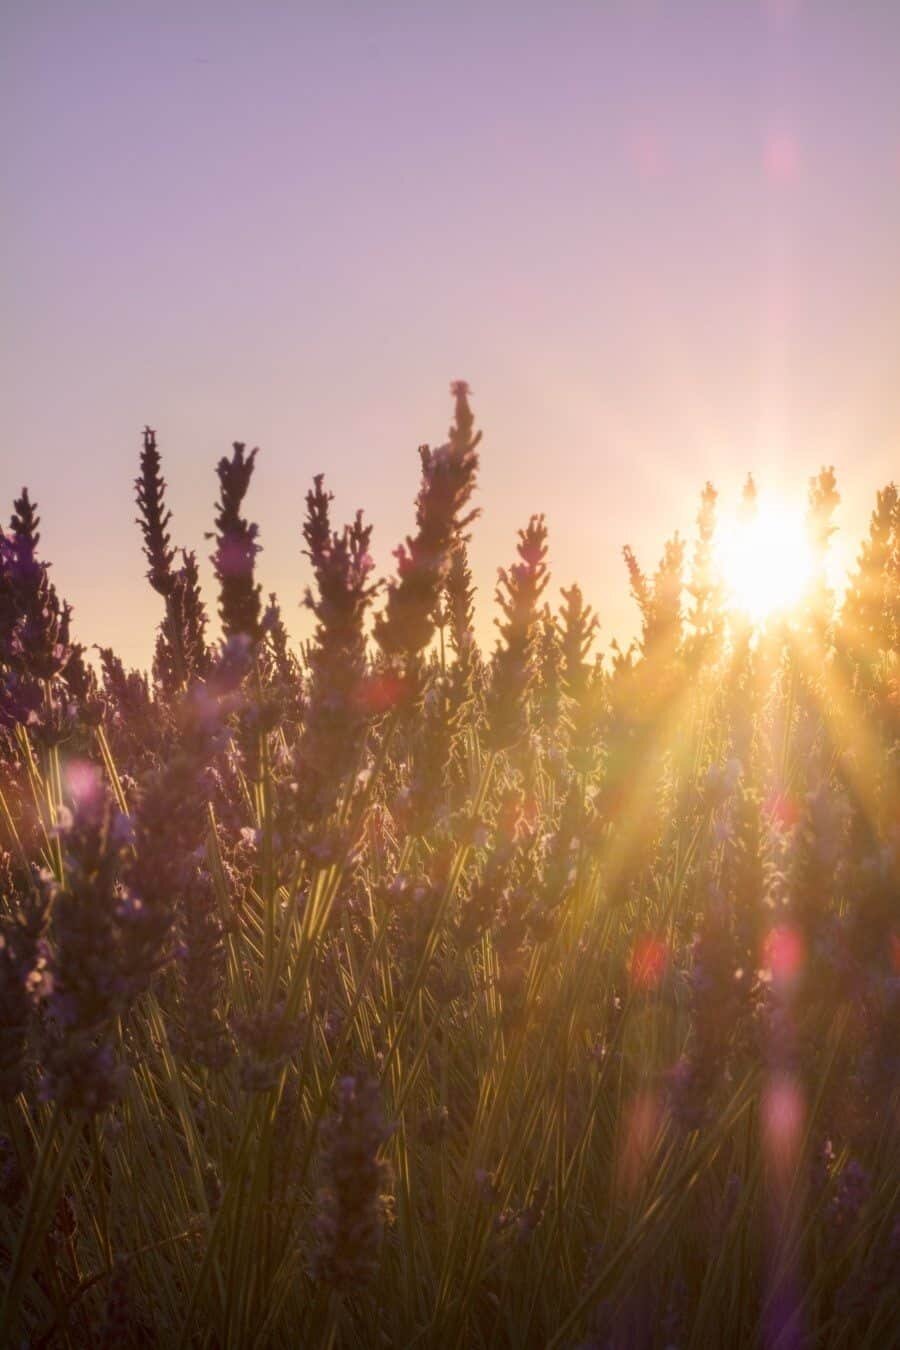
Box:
left=715, top=497, right=813, bottom=622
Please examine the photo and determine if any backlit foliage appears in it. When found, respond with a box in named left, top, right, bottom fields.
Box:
left=0, top=387, right=897, bottom=1347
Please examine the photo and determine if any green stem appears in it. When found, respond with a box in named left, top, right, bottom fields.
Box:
left=1, top=1105, right=79, bottom=1338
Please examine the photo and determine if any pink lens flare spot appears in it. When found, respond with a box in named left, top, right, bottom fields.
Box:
left=763, top=925, right=805, bottom=984
left=762, top=1075, right=806, bottom=1176
left=764, top=133, right=800, bottom=183
left=765, top=791, right=800, bottom=831
left=64, top=758, right=102, bottom=806
left=629, top=935, right=668, bottom=991
left=355, top=671, right=407, bottom=716
left=619, top=1090, right=662, bottom=1193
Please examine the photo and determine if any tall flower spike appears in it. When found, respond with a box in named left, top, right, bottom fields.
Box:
left=686, top=482, right=723, bottom=649
left=262, top=591, right=299, bottom=688
left=152, top=549, right=210, bottom=695
left=623, top=544, right=652, bottom=639
left=176, top=549, right=210, bottom=678
left=445, top=538, right=477, bottom=660
left=1, top=490, right=72, bottom=724
left=6, top=489, right=41, bottom=586
left=135, top=429, right=212, bottom=694
left=534, top=605, right=564, bottom=738
left=558, top=583, right=602, bottom=773
left=135, top=427, right=175, bottom=597
left=485, top=514, right=549, bottom=751
left=443, top=538, right=483, bottom=791
left=115, top=658, right=230, bottom=1003
left=97, top=648, right=152, bottom=726
left=211, top=442, right=262, bottom=642
left=840, top=483, right=899, bottom=666
left=374, top=382, right=480, bottom=663
left=297, top=476, right=377, bottom=817
left=402, top=675, right=455, bottom=836
left=635, top=533, right=684, bottom=663
left=559, top=583, right=599, bottom=703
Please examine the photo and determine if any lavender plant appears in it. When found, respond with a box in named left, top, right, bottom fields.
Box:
left=0, top=387, right=897, bottom=1349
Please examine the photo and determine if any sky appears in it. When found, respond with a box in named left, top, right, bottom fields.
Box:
left=3, top=1, right=899, bottom=671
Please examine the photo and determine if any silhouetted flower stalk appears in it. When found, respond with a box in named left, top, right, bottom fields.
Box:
left=650, top=534, right=685, bottom=666
left=210, top=441, right=262, bottom=643
left=296, top=475, right=377, bottom=821
left=534, top=606, right=564, bottom=743
left=400, top=674, right=455, bottom=837
left=445, top=538, right=478, bottom=664
left=616, top=531, right=685, bottom=818
left=558, top=583, right=602, bottom=774
left=135, top=427, right=176, bottom=598
left=625, top=532, right=685, bottom=671
left=374, top=381, right=480, bottom=675
left=61, top=639, right=103, bottom=729
left=486, top=514, right=549, bottom=752
left=260, top=591, right=303, bottom=722
left=122, top=685, right=222, bottom=1002
left=136, top=427, right=211, bottom=696
left=838, top=483, right=898, bottom=679
left=444, top=539, right=483, bottom=793
left=0, top=490, right=72, bottom=731
left=153, top=549, right=210, bottom=695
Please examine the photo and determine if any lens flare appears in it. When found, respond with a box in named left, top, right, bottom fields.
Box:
left=715, top=500, right=813, bottom=621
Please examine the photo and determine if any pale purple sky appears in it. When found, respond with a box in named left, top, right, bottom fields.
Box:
left=3, top=2, right=899, bottom=669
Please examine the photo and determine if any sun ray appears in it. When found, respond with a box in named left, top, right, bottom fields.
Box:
left=715, top=498, right=814, bottom=623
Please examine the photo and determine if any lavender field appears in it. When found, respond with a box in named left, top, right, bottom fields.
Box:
left=0, top=384, right=898, bottom=1347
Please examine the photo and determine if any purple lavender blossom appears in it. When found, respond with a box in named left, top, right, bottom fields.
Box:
left=312, top=1073, right=393, bottom=1288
